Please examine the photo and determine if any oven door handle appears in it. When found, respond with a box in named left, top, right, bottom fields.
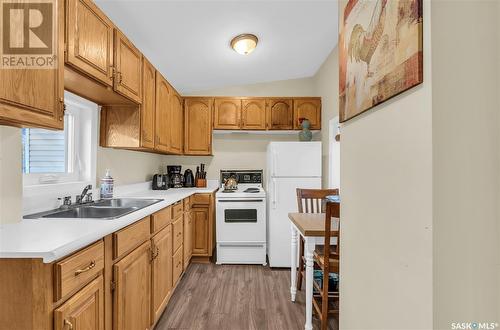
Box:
left=218, top=199, right=264, bottom=203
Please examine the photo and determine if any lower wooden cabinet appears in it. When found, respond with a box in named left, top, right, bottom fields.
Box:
left=54, top=275, right=104, bottom=330
left=172, top=245, right=184, bottom=286
left=151, top=225, right=173, bottom=323
left=113, top=241, right=151, bottom=330
left=191, top=193, right=215, bottom=260
left=183, top=209, right=193, bottom=268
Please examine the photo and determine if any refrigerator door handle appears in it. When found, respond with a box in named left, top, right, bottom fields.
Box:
left=272, top=178, right=277, bottom=209
left=272, top=150, right=277, bottom=176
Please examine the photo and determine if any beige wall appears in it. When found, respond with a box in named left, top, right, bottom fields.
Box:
left=96, top=147, right=163, bottom=186
left=313, top=47, right=339, bottom=188
left=338, top=0, right=434, bottom=328
left=432, top=0, right=500, bottom=327
left=0, top=127, right=22, bottom=224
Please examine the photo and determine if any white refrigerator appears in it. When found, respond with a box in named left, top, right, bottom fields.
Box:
left=266, top=141, right=322, bottom=267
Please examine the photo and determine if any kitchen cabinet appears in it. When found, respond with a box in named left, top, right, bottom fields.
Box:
left=241, top=98, right=267, bottom=130
left=155, top=73, right=172, bottom=153
left=293, top=98, right=321, bottom=130
left=191, top=193, right=214, bottom=261
left=184, top=98, right=213, bottom=155
left=0, top=0, right=64, bottom=129
left=65, top=0, right=114, bottom=87
left=266, top=98, right=293, bottom=130
left=114, top=29, right=142, bottom=104
left=170, top=91, right=184, bottom=154
left=151, top=225, right=173, bottom=324
left=183, top=199, right=193, bottom=268
left=213, top=98, right=241, bottom=129
left=141, top=57, right=156, bottom=149
left=113, top=240, right=151, bottom=330
left=54, top=276, right=104, bottom=330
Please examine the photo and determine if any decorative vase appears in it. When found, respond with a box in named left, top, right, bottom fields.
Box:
left=298, top=119, right=312, bottom=141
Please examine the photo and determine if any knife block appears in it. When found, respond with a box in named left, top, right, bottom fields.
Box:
left=195, top=178, right=207, bottom=188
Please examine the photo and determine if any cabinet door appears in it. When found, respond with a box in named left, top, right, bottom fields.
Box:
left=54, top=276, right=104, bottom=330
left=213, top=98, right=241, bottom=129
left=66, top=0, right=114, bottom=86
left=114, top=30, right=142, bottom=104
left=192, top=207, right=209, bottom=255
left=113, top=241, right=151, bottom=330
left=155, top=73, right=171, bottom=153
left=183, top=210, right=192, bottom=267
left=151, top=225, right=172, bottom=323
left=169, top=92, right=184, bottom=154
left=293, top=98, right=321, bottom=130
left=266, top=99, right=293, bottom=130
left=241, top=99, right=266, bottom=130
left=184, top=98, right=213, bottom=155
left=141, top=58, right=155, bottom=149
left=0, top=0, right=64, bottom=129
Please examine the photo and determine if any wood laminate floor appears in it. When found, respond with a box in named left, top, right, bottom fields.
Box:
left=156, top=263, right=338, bottom=330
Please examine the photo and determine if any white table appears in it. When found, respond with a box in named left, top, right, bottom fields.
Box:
left=288, top=212, right=339, bottom=330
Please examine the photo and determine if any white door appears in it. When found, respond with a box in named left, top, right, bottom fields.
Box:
left=267, top=177, right=321, bottom=267
left=268, top=142, right=321, bottom=177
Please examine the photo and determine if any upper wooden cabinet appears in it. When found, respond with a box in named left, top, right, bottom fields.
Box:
left=155, top=73, right=171, bottom=153
left=54, top=276, right=104, bottom=330
left=66, top=0, right=114, bottom=87
left=213, top=98, right=241, bottom=129
left=113, top=241, right=151, bottom=330
left=0, top=0, right=64, bottom=129
left=293, top=98, right=321, bottom=130
left=114, top=30, right=142, bottom=104
left=184, top=98, right=213, bottom=155
left=266, top=98, right=293, bottom=130
left=141, top=58, right=156, bottom=149
left=241, top=98, right=266, bottom=130
left=170, top=91, right=184, bottom=154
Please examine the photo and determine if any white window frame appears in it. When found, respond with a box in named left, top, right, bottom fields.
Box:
left=23, top=92, right=98, bottom=196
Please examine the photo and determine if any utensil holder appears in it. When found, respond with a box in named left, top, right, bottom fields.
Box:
left=195, top=178, right=207, bottom=188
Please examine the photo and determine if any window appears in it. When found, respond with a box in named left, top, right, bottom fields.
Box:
left=22, top=92, right=97, bottom=187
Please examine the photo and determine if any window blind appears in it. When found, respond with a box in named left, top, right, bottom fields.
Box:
left=22, top=128, right=66, bottom=174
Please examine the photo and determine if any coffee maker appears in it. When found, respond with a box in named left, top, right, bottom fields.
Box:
left=167, top=165, right=183, bottom=188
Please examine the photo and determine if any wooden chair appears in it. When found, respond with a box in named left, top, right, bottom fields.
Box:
left=295, top=188, right=339, bottom=291
left=313, top=199, right=340, bottom=330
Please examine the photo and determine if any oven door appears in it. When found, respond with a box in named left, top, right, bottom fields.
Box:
left=216, top=198, right=266, bottom=242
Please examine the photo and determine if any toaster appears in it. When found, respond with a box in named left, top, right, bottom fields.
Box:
left=152, top=174, right=168, bottom=190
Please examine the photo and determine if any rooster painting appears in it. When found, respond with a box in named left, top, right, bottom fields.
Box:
left=339, top=0, right=423, bottom=122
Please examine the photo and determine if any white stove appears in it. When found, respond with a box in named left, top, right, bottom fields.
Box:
left=215, top=170, right=267, bottom=265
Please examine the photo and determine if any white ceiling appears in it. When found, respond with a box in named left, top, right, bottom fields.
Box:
left=95, top=1, right=339, bottom=94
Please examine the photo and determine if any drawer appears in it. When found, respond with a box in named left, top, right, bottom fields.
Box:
left=183, top=197, right=191, bottom=211
left=172, top=216, right=184, bottom=252
left=151, top=206, right=171, bottom=233
left=113, top=217, right=150, bottom=259
left=55, top=240, right=104, bottom=300
left=172, top=245, right=183, bottom=285
left=191, top=193, right=210, bottom=205
left=171, top=201, right=183, bottom=219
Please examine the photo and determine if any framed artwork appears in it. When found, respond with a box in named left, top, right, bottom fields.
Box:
left=339, top=0, right=423, bottom=122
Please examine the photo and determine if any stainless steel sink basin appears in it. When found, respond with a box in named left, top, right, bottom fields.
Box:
left=92, top=198, right=163, bottom=209
left=42, top=206, right=137, bottom=219
left=24, top=198, right=163, bottom=220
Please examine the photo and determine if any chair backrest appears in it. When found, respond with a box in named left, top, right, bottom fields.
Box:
left=324, top=200, right=340, bottom=259
left=296, top=188, right=339, bottom=213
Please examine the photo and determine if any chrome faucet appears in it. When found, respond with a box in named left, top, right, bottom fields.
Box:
left=76, top=185, right=93, bottom=205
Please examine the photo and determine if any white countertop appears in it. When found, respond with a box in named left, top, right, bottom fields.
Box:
left=0, top=182, right=219, bottom=263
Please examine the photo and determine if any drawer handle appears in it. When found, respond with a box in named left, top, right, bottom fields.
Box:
left=74, top=261, right=96, bottom=276
left=64, top=319, right=73, bottom=330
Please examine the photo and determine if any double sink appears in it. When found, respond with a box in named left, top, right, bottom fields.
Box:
left=24, top=198, right=163, bottom=220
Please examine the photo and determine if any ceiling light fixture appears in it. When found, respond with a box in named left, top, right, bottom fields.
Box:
left=230, top=34, right=258, bottom=55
